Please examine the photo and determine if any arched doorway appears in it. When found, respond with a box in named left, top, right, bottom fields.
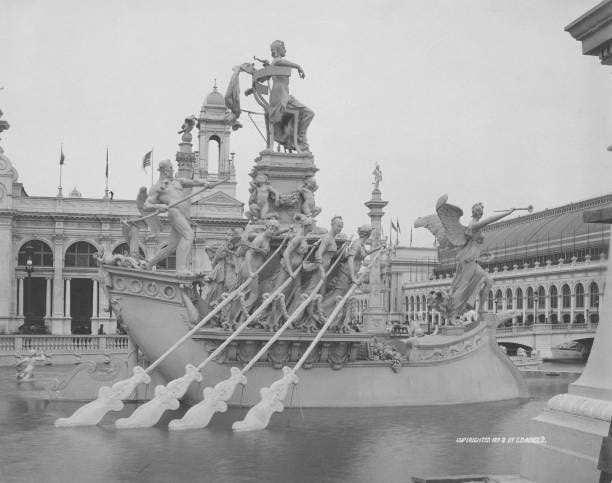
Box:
left=18, top=240, right=53, bottom=333
left=65, top=242, right=97, bottom=334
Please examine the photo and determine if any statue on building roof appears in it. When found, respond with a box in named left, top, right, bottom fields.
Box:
left=0, top=109, right=10, bottom=145
left=415, top=195, right=531, bottom=321
left=178, top=115, right=197, bottom=142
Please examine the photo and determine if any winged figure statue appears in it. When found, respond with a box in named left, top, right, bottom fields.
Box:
left=415, top=194, right=521, bottom=322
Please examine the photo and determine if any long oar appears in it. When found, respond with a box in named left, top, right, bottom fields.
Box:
left=168, top=238, right=352, bottom=431
left=114, top=239, right=318, bottom=429
left=54, top=234, right=290, bottom=428
left=129, top=178, right=228, bottom=225
left=232, top=248, right=382, bottom=432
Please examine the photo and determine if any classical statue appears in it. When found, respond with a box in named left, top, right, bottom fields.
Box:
left=144, top=160, right=214, bottom=276
left=302, top=216, right=345, bottom=295
left=267, top=40, right=314, bottom=153
left=322, top=225, right=375, bottom=330
left=202, top=228, right=243, bottom=304
left=245, top=173, right=280, bottom=221
left=372, top=163, right=382, bottom=190
left=298, top=176, right=322, bottom=218
left=0, top=109, right=9, bottom=140
left=224, top=63, right=256, bottom=131
left=177, top=115, right=197, bottom=142
left=16, top=350, right=47, bottom=382
left=415, top=195, right=529, bottom=320
left=225, top=219, right=282, bottom=326
left=260, top=215, right=316, bottom=330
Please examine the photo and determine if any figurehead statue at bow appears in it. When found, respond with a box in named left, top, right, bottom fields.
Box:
left=415, top=195, right=531, bottom=322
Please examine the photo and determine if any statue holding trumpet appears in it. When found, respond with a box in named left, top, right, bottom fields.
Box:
left=415, top=195, right=533, bottom=321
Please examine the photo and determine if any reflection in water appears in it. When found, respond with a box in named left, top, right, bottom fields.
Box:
left=0, top=366, right=578, bottom=483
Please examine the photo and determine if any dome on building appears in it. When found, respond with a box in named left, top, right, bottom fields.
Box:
left=205, top=87, right=225, bottom=106
left=69, top=186, right=82, bottom=198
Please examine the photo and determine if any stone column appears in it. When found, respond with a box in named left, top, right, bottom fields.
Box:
left=92, top=280, right=98, bottom=318
left=45, top=278, right=51, bottom=317
left=65, top=278, right=71, bottom=317
left=544, top=286, right=550, bottom=323
left=17, top=277, right=24, bottom=317
left=569, top=285, right=575, bottom=324
left=51, top=233, right=68, bottom=335
left=521, top=291, right=526, bottom=324
left=363, top=180, right=389, bottom=333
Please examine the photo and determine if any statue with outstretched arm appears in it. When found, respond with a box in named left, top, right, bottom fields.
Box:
left=415, top=195, right=532, bottom=321
left=144, top=160, right=214, bottom=276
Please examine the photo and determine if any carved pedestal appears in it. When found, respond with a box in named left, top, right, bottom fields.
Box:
left=250, top=150, right=318, bottom=226
left=521, top=207, right=612, bottom=482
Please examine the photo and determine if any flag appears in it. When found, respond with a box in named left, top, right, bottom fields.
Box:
left=105, top=147, right=109, bottom=179
left=391, top=220, right=398, bottom=233
left=395, top=218, right=401, bottom=234
left=59, top=149, right=65, bottom=165
left=410, top=227, right=413, bottom=246
left=142, top=150, right=152, bottom=169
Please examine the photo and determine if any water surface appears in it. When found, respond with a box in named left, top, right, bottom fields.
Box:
left=0, top=366, right=578, bottom=483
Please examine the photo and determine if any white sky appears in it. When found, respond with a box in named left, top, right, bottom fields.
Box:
left=1, top=0, right=610, bottom=247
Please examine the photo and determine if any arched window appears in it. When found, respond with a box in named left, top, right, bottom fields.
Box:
left=416, top=296, right=421, bottom=312
left=516, top=288, right=523, bottom=309
left=487, top=291, right=494, bottom=311
left=112, top=243, right=145, bottom=258
left=550, top=286, right=558, bottom=309
left=575, top=283, right=584, bottom=309
left=537, top=286, right=545, bottom=309
left=527, top=287, right=534, bottom=309
left=410, top=296, right=414, bottom=312
left=506, top=289, right=513, bottom=309
left=589, top=282, right=600, bottom=309
left=207, top=135, right=220, bottom=174
left=156, top=243, right=177, bottom=270
left=562, top=284, right=571, bottom=309
left=65, top=242, right=98, bottom=268
left=18, top=240, right=53, bottom=267
left=495, top=289, right=503, bottom=311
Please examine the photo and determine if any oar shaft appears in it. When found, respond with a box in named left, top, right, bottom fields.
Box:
left=294, top=250, right=382, bottom=372
left=242, top=238, right=352, bottom=373
left=145, top=234, right=289, bottom=374
left=132, top=179, right=228, bottom=224
left=196, top=273, right=296, bottom=371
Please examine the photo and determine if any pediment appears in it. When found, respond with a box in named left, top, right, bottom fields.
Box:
left=198, top=190, right=244, bottom=207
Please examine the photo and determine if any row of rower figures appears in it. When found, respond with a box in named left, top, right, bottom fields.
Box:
left=102, top=215, right=379, bottom=334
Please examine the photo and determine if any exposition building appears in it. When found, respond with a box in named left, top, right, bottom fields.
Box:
left=0, top=88, right=246, bottom=336
left=402, top=194, right=611, bottom=327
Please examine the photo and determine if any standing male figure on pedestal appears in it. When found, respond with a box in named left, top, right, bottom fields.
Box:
left=144, top=160, right=212, bottom=276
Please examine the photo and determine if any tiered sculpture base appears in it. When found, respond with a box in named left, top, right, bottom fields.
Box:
left=250, top=150, right=318, bottom=226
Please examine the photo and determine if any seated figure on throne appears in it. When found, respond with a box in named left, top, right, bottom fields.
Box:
left=267, top=40, right=314, bottom=153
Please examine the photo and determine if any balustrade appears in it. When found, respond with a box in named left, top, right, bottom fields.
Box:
left=0, top=335, right=129, bottom=356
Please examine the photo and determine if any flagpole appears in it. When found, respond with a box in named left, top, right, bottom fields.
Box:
left=104, top=145, right=109, bottom=199
left=151, top=147, right=154, bottom=187
left=57, top=143, right=63, bottom=198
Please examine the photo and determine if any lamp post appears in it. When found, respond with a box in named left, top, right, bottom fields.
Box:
left=24, top=243, right=34, bottom=329
left=533, top=294, right=539, bottom=326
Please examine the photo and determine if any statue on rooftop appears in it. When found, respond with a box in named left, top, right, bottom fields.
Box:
left=177, top=115, right=197, bottom=142
left=415, top=195, right=530, bottom=321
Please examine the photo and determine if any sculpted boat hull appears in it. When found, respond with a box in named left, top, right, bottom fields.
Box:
left=105, top=266, right=528, bottom=407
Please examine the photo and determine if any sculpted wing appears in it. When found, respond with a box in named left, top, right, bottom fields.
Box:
left=413, top=214, right=452, bottom=249
left=136, top=187, right=161, bottom=238
left=435, top=194, right=467, bottom=247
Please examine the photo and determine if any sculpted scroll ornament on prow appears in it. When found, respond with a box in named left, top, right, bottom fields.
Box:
left=415, top=195, right=532, bottom=322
